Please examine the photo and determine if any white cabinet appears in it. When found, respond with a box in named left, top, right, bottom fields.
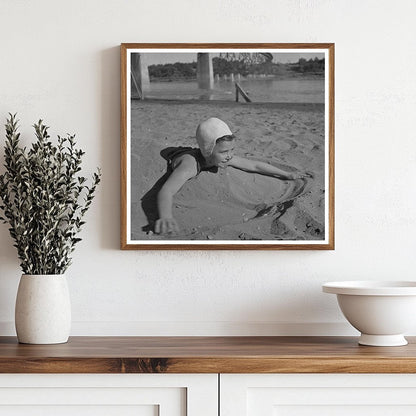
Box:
left=3, top=373, right=416, bottom=415
left=0, top=374, right=218, bottom=416
left=220, top=374, right=416, bottom=416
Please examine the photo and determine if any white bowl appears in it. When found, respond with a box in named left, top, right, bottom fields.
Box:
left=323, top=281, right=416, bottom=346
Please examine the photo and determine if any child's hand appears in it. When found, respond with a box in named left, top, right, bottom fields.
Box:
left=155, top=217, right=179, bottom=235
left=287, top=171, right=313, bottom=180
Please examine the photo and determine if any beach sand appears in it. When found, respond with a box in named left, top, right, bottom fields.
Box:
left=130, top=100, right=325, bottom=241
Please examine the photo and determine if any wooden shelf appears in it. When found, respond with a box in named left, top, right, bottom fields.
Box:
left=1, top=336, right=416, bottom=373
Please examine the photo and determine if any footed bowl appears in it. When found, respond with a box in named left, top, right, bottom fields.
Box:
left=323, top=281, right=416, bottom=346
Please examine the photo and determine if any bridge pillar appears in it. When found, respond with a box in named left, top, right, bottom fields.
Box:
left=131, top=53, right=150, bottom=99
left=197, top=53, right=214, bottom=90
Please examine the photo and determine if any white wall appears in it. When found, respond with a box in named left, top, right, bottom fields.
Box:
left=0, top=0, right=415, bottom=336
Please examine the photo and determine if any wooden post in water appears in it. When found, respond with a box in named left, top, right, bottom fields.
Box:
left=235, top=82, right=252, bottom=103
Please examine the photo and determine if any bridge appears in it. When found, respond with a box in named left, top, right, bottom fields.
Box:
left=218, top=52, right=273, bottom=65
left=130, top=52, right=273, bottom=99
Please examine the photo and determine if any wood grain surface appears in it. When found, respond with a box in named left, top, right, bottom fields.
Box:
left=0, top=336, right=415, bottom=373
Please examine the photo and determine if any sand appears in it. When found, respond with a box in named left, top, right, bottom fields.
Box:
left=130, top=100, right=325, bottom=241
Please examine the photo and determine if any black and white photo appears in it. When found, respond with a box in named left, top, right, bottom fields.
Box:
left=121, top=44, right=334, bottom=249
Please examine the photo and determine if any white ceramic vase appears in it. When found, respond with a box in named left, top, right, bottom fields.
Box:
left=15, top=274, right=71, bottom=344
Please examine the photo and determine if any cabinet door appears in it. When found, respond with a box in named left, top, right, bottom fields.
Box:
left=0, top=374, right=217, bottom=416
left=221, top=374, right=416, bottom=416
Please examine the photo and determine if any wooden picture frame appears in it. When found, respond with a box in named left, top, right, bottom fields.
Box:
left=121, top=43, right=334, bottom=250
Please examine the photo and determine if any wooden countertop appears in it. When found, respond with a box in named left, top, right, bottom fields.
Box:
left=1, top=336, right=416, bottom=373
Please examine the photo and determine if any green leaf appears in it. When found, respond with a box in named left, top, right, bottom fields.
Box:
left=0, top=113, right=101, bottom=274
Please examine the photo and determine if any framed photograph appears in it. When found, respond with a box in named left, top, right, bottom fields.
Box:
left=121, top=43, right=334, bottom=250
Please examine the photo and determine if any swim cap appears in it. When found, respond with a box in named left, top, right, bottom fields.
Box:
left=196, top=117, right=233, bottom=158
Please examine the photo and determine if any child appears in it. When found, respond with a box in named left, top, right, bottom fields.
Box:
left=155, top=117, right=308, bottom=235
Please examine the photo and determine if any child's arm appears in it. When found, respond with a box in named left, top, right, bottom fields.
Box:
left=228, top=156, right=308, bottom=180
left=155, top=155, right=198, bottom=235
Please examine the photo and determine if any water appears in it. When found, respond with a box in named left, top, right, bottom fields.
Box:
left=145, top=77, right=324, bottom=103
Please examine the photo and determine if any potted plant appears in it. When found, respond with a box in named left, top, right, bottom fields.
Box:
left=0, top=114, right=101, bottom=344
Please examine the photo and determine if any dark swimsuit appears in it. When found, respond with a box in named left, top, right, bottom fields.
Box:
left=165, top=147, right=218, bottom=174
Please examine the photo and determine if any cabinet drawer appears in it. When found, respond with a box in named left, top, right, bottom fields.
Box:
left=221, top=374, right=416, bottom=416
left=0, top=374, right=218, bottom=416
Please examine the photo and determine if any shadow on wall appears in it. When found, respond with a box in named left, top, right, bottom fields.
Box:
left=100, top=46, right=121, bottom=250
left=227, top=283, right=338, bottom=335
